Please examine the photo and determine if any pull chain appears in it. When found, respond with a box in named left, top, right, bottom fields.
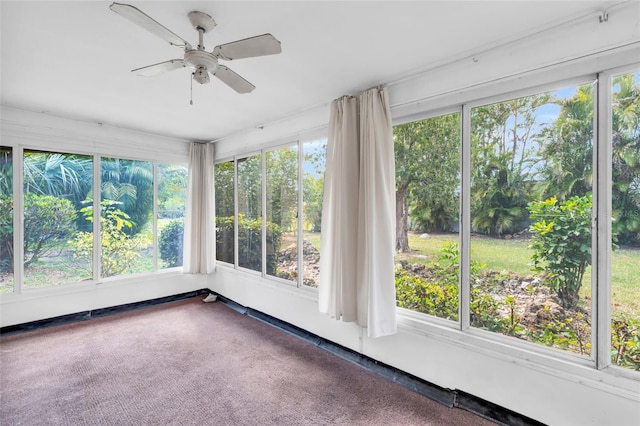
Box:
left=190, top=72, right=194, bottom=105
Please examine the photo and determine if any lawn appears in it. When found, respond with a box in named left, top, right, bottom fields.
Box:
left=400, top=232, right=640, bottom=317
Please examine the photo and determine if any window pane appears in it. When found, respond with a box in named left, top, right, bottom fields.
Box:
left=215, top=161, right=235, bottom=264
left=100, top=157, right=153, bottom=278
left=158, top=163, right=187, bottom=269
left=266, top=145, right=298, bottom=281
left=237, top=154, right=262, bottom=272
left=0, top=147, right=13, bottom=293
left=23, top=151, right=93, bottom=288
left=394, top=113, right=461, bottom=321
left=470, top=85, right=593, bottom=356
left=610, top=71, right=640, bottom=371
left=302, top=139, right=326, bottom=287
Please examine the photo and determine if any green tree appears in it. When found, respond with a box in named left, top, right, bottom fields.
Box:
left=101, top=157, right=153, bottom=236
left=266, top=147, right=298, bottom=230
left=471, top=94, right=550, bottom=236
left=539, top=84, right=594, bottom=202
left=394, top=114, right=460, bottom=252
left=158, top=164, right=187, bottom=219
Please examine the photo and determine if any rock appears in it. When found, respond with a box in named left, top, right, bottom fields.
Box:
left=419, top=233, right=430, bottom=238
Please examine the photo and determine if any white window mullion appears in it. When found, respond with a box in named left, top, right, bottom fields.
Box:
left=13, top=146, right=24, bottom=294
left=261, top=151, right=267, bottom=277
left=297, top=141, right=304, bottom=288
left=594, top=72, right=613, bottom=370
left=460, top=105, right=471, bottom=331
left=152, top=162, right=158, bottom=271
left=93, top=155, right=101, bottom=281
left=233, top=158, right=238, bottom=269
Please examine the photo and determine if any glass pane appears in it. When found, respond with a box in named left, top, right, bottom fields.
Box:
left=0, top=147, right=13, bottom=293
left=100, top=157, right=153, bottom=278
left=610, top=71, right=640, bottom=371
left=158, top=163, right=187, bottom=269
left=470, top=85, right=593, bottom=356
left=215, top=161, right=235, bottom=264
left=302, top=139, right=326, bottom=287
left=266, top=145, right=298, bottom=281
left=394, top=113, right=461, bottom=321
left=23, top=151, right=93, bottom=288
left=237, top=154, right=262, bottom=272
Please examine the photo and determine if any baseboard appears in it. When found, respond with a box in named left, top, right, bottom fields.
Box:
left=0, top=289, right=210, bottom=336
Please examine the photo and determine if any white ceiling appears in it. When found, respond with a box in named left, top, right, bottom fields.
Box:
left=1, top=1, right=617, bottom=142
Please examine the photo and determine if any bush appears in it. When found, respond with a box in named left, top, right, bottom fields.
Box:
left=612, top=315, right=640, bottom=370
left=216, top=215, right=282, bottom=274
left=70, top=202, right=147, bottom=277
left=529, top=195, right=592, bottom=309
left=23, top=193, right=77, bottom=267
left=159, top=219, right=184, bottom=268
left=0, top=195, right=13, bottom=272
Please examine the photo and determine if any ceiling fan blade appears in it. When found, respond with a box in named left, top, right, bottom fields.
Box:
left=110, top=3, right=191, bottom=49
left=213, top=34, right=282, bottom=60
left=212, top=66, right=256, bottom=94
left=132, top=59, right=186, bottom=76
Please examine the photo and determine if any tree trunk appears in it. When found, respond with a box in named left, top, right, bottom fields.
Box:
left=396, top=184, right=411, bottom=253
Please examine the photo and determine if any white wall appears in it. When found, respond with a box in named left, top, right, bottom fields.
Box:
left=0, top=107, right=207, bottom=327
left=210, top=5, right=640, bottom=425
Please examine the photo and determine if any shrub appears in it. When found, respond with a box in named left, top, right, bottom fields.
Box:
left=23, top=193, right=77, bottom=267
left=159, top=219, right=184, bottom=268
left=611, top=315, right=640, bottom=370
left=215, top=215, right=282, bottom=274
left=70, top=201, right=147, bottom=277
left=529, top=195, right=592, bottom=309
left=0, top=195, right=13, bottom=272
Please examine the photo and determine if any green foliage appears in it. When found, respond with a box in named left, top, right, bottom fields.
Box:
left=158, top=164, right=187, bottom=219
left=101, top=157, right=153, bottom=236
left=611, top=314, right=640, bottom=370
left=159, top=219, right=184, bottom=268
left=0, top=147, right=12, bottom=197
left=529, top=195, right=592, bottom=309
left=23, top=193, right=77, bottom=267
left=527, top=310, right=590, bottom=355
left=471, top=95, right=550, bottom=236
left=303, top=175, right=324, bottom=232
left=0, top=195, right=13, bottom=272
left=396, top=271, right=458, bottom=320
left=215, top=161, right=235, bottom=218
left=215, top=215, right=282, bottom=274
left=266, top=147, right=298, bottom=231
left=394, top=115, right=460, bottom=251
left=70, top=200, right=147, bottom=277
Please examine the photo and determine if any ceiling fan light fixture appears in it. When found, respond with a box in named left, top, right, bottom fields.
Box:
left=193, top=67, right=210, bottom=84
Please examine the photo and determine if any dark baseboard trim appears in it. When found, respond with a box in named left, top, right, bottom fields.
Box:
left=0, top=289, right=209, bottom=336
left=216, top=293, right=546, bottom=426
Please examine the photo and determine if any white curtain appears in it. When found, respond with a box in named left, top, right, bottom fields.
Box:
left=319, top=86, right=397, bottom=338
left=183, top=142, right=216, bottom=274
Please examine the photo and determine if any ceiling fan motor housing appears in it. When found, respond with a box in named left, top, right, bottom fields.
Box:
left=184, top=50, right=218, bottom=83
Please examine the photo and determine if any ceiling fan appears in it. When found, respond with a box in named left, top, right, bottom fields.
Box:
left=109, top=2, right=282, bottom=94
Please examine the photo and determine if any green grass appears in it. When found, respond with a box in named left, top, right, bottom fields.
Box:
left=401, top=233, right=640, bottom=317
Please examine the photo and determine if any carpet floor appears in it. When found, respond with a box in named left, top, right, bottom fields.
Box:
left=1, top=297, right=495, bottom=425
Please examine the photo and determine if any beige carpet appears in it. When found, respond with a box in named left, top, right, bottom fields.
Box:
left=1, top=297, right=495, bottom=425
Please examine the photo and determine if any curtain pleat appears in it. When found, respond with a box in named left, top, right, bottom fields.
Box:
left=183, top=142, right=216, bottom=274
left=319, top=87, right=397, bottom=337
left=319, top=96, right=359, bottom=321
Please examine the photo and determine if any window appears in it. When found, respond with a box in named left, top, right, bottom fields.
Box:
left=158, top=163, right=188, bottom=269
left=470, top=84, right=594, bottom=356
left=0, top=147, right=13, bottom=294
left=302, top=139, right=326, bottom=288
left=215, top=160, right=235, bottom=264
left=610, top=70, right=640, bottom=370
left=100, top=157, right=153, bottom=278
left=394, top=113, right=461, bottom=321
left=23, top=150, right=94, bottom=288
left=266, top=145, right=298, bottom=281
left=237, top=154, right=262, bottom=272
